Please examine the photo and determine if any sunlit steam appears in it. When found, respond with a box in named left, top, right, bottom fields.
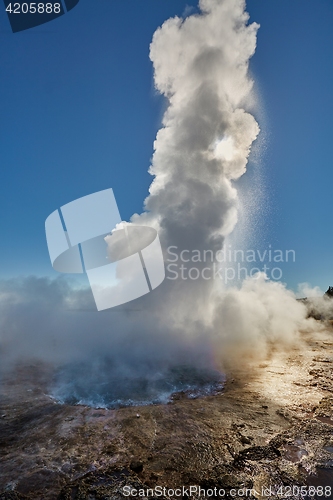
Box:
left=213, top=136, right=236, bottom=162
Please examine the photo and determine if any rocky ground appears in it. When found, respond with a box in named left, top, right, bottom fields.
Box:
left=0, top=324, right=333, bottom=500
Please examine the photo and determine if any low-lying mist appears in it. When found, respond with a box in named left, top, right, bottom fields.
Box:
left=0, top=274, right=329, bottom=408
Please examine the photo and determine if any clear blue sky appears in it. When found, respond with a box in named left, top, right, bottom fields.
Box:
left=0, top=0, right=332, bottom=291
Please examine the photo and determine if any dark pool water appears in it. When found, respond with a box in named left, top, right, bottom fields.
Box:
left=306, top=469, right=333, bottom=499
left=50, top=360, right=225, bottom=408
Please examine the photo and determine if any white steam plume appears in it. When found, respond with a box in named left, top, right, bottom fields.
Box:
left=133, top=0, right=260, bottom=251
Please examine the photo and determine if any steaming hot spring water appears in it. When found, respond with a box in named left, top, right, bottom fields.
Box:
left=50, top=358, right=226, bottom=409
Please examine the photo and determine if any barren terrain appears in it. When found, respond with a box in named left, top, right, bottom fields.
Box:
left=1, top=325, right=333, bottom=499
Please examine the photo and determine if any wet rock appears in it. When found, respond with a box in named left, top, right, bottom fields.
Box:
left=0, top=493, right=26, bottom=500
left=57, top=467, right=162, bottom=500
left=239, top=435, right=252, bottom=445
left=236, top=445, right=281, bottom=463
left=314, top=397, right=333, bottom=418
left=283, top=444, right=308, bottom=463
left=130, top=461, right=144, bottom=473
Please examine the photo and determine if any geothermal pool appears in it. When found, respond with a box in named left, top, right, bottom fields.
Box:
left=50, top=360, right=226, bottom=408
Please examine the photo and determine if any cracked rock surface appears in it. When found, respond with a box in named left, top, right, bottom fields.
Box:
left=0, top=326, right=333, bottom=499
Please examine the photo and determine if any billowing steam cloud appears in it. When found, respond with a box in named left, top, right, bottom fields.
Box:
left=133, top=0, right=260, bottom=249
left=0, top=0, right=324, bottom=406
left=128, top=0, right=310, bottom=353
left=127, top=0, right=263, bottom=336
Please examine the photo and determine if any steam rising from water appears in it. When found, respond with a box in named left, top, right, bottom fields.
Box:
left=52, top=360, right=225, bottom=408
left=0, top=0, right=327, bottom=407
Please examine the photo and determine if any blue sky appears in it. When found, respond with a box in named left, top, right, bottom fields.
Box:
left=0, top=0, right=332, bottom=292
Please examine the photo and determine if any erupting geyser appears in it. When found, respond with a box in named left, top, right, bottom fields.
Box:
left=0, top=0, right=320, bottom=407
